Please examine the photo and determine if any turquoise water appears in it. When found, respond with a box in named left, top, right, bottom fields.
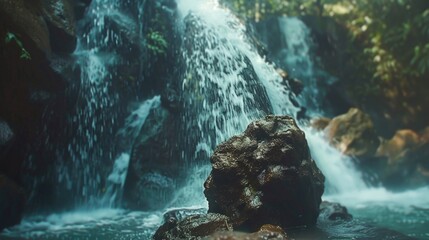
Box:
left=2, top=188, right=428, bottom=240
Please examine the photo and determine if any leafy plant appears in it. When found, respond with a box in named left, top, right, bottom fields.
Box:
left=146, top=31, right=168, bottom=56
left=5, top=32, right=31, bottom=60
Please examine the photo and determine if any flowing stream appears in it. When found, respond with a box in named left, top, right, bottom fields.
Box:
left=1, top=1, right=429, bottom=240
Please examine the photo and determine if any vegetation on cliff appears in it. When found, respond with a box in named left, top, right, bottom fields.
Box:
left=223, top=0, right=429, bottom=133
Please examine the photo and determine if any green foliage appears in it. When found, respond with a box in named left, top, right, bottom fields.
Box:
left=5, top=32, right=31, bottom=60
left=223, top=0, right=429, bottom=101
left=146, top=31, right=168, bottom=56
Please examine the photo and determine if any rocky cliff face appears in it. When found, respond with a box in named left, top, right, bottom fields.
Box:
left=0, top=0, right=91, bottom=219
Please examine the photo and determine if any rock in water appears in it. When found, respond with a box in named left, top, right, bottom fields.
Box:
left=153, top=213, right=232, bottom=240
left=204, top=115, right=325, bottom=231
left=207, top=224, right=288, bottom=240
left=319, top=201, right=352, bottom=221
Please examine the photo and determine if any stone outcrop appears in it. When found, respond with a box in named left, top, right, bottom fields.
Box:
left=0, top=175, right=26, bottom=231
left=153, top=213, right=232, bottom=240
left=314, top=109, right=429, bottom=188
left=0, top=0, right=81, bottom=55
left=123, top=106, right=181, bottom=210
left=319, top=201, right=352, bottom=221
left=204, top=115, right=325, bottom=231
left=376, top=128, right=429, bottom=188
left=324, top=108, right=380, bottom=158
left=207, top=225, right=288, bottom=240
left=376, top=129, right=420, bottom=165
left=0, top=0, right=90, bottom=212
left=310, top=117, right=331, bottom=131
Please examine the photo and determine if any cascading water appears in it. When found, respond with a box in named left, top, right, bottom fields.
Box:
left=272, top=16, right=429, bottom=238
left=59, top=0, right=128, bottom=206
left=54, top=0, right=146, bottom=207
left=166, top=0, right=300, bottom=208
left=2, top=1, right=429, bottom=239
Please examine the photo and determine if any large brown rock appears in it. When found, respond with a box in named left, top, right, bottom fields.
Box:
left=376, top=129, right=420, bottom=165
left=376, top=128, right=429, bottom=188
left=0, top=175, right=26, bottom=231
left=204, top=115, right=325, bottom=231
left=324, top=108, right=380, bottom=158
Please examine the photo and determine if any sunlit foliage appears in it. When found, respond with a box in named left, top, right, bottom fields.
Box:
left=222, top=0, right=429, bottom=117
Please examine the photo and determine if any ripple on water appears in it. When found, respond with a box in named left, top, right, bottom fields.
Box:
left=1, top=209, right=162, bottom=240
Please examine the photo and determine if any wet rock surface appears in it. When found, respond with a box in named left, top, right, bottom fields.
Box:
left=319, top=201, right=352, bottom=221
left=0, top=175, right=26, bottom=231
left=153, top=213, right=232, bottom=240
left=204, top=115, right=325, bottom=230
left=206, top=225, right=288, bottom=240
left=124, top=106, right=181, bottom=210
left=324, top=108, right=380, bottom=158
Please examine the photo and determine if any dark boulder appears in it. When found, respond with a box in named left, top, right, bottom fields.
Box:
left=162, top=207, right=207, bottom=223
left=207, top=224, right=288, bottom=240
left=153, top=213, right=232, bottom=240
left=204, top=115, right=325, bottom=231
left=0, top=175, right=26, bottom=231
left=123, top=106, right=182, bottom=210
left=42, top=0, right=77, bottom=54
left=319, top=201, right=352, bottom=221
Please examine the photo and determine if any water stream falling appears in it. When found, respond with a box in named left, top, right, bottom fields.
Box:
left=2, top=0, right=429, bottom=239
left=59, top=0, right=130, bottom=206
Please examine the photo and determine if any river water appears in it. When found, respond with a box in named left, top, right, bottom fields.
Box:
left=1, top=0, right=428, bottom=239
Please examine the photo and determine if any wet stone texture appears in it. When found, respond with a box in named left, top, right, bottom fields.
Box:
left=153, top=213, right=232, bottom=240
left=204, top=115, right=325, bottom=231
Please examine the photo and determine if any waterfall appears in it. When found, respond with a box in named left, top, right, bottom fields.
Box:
left=102, top=96, right=161, bottom=207
left=251, top=16, right=369, bottom=194
left=176, top=0, right=298, bottom=155
left=176, top=1, right=370, bottom=197
left=170, top=0, right=300, bottom=207
left=53, top=0, right=145, bottom=207
left=3, top=1, right=429, bottom=239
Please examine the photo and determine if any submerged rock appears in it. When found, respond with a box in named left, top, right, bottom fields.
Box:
left=324, top=108, right=380, bottom=158
left=0, top=175, right=25, bottom=231
left=153, top=213, right=232, bottom=240
left=204, top=115, right=325, bottom=231
left=319, top=201, right=352, bottom=221
left=207, top=225, right=288, bottom=240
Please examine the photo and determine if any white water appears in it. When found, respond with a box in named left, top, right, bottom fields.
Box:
left=274, top=17, right=429, bottom=214
left=304, top=127, right=368, bottom=194
left=57, top=0, right=131, bottom=205
left=3, top=1, right=429, bottom=239
left=276, top=17, right=337, bottom=115
left=101, top=96, right=161, bottom=206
